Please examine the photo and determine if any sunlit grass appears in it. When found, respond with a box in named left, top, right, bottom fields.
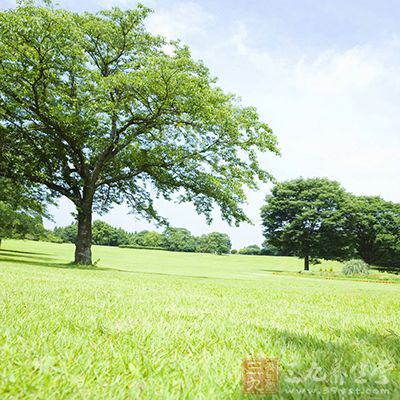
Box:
left=0, top=240, right=399, bottom=399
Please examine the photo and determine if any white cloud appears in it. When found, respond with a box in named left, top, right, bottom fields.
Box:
left=222, top=30, right=400, bottom=207
left=292, top=47, right=382, bottom=94
left=147, top=1, right=215, bottom=40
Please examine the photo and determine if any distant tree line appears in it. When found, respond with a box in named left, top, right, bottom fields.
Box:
left=233, top=242, right=288, bottom=256
left=52, top=222, right=290, bottom=256
left=261, top=178, right=400, bottom=272
left=52, top=223, right=232, bottom=255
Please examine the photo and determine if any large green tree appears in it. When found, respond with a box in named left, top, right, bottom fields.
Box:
left=0, top=2, right=278, bottom=264
left=261, top=178, right=353, bottom=270
left=349, top=196, right=400, bottom=270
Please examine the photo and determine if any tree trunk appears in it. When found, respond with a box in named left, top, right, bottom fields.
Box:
left=74, top=205, right=93, bottom=265
left=0, top=238, right=2, bottom=249
left=304, top=255, right=310, bottom=271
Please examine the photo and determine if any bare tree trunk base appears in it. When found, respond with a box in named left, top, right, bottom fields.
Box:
left=74, top=246, right=92, bottom=265
left=74, top=206, right=93, bottom=265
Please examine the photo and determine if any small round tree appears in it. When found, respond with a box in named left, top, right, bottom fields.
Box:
left=196, top=232, right=231, bottom=254
left=261, top=178, right=354, bottom=270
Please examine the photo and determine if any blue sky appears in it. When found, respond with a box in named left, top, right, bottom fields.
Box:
left=3, top=1, right=400, bottom=247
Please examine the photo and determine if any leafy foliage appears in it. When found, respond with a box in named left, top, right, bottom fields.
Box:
left=0, top=178, right=49, bottom=243
left=348, top=196, right=400, bottom=271
left=54, top=220, right=129, bottom=246
left=239, top=245, right=261, bottom=255
left=92, top=220, right=129, bottom=246
left=342, top=259, right=370, bottom=276
left=261, top=178, right=354, bottom=270
left=0, top=2, right=278, bottom=263
left=163, top=227, right=197, bottom=252
left=119, top=244, right=165, bottom=251
left=0, top=203, right=45, bottom=243
left=196, top=232, right=231, bottom=254
left=129, top=230, right=164, bottom=248
left=53, top=223, right=78, bottom=244
left=52, top=222, right=234, bottom=255
left=260, top=239, right=289, bottom=256
left=261, top=178, right=400, bottom=271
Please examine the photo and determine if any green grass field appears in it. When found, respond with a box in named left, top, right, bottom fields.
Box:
left=0, top=240, right=399, bottom=399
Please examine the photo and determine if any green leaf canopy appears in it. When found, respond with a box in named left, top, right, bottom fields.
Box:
left=0, top=2, right=278, bottom=263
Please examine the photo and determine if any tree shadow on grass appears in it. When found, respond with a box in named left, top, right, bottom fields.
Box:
left=112, top=268, right=215, bottom=280
left=0, top=252, right=109, bottom=271
left=254, top=325, right=358, bottom=358
left=249, top=324, right=400, bottom=365
left=0, top=250, right=55, bottom=261
left=260, top=268, right=287, bottom=273
left=348, top=327, right=400, bottom=358
left=0, top=248, right=50, bottom=256
left=0, top=250, right=223, bottom=279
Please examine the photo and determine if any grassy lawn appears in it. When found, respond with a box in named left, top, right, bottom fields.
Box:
left=0, top=240, right=399, bottom=399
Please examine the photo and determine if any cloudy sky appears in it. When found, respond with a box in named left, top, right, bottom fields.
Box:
left=3, top=1, right=400, bottom=248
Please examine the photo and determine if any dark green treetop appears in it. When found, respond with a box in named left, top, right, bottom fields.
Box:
left=349, top=196, right=400, bottom=270
left=261, top=178, right=353, bottom=270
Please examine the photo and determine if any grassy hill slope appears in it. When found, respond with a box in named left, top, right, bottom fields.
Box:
left=0, top=240, right=399, bottom=399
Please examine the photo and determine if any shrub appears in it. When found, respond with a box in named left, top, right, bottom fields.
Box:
left=162, top=228, right=197, bottom=252
left=53, top=223, right=78, bottom=243
left=342, top=259, right=370, bottom=276
left=196, top=232, right=231, bottom=254
left=129, top=230, right=164, bottom=248
left=231, top=249, right=238, bottom=254
left=44, top=232, right=64, bottom=243
left=239, top=245, right=261, bottom=255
